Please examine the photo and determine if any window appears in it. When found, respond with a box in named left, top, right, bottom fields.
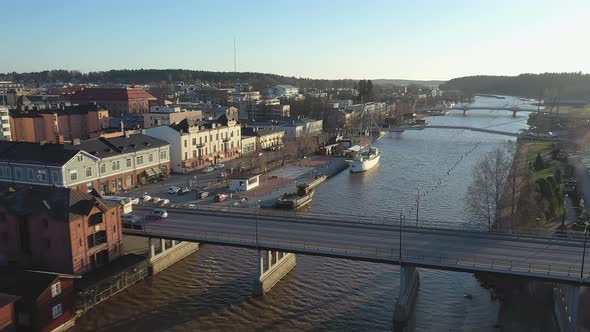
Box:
left=15, top=168, right=22, bottom=180
left=160, top=150, right=167, bottom=160
left=149, top=154, right=153, bottom=162
left=51, top=282, right=61, bottom=298
left=136, top=156, right=143, bottom=165
left=213, top=146, right=216, bottom=152
left=86, top=167, right=92, bottom=177
left=111, top=161, right=120, bottom=171
left=79, top=238, right=82, bottom=247
left=192, top=150, right=197, bottom=158
left=4, top=167, right=10, bottom=178
left=51, top=171, right=58, bottom=184
left=77, top=154, right=84, bottom=162
left=113, top=225, right=116, bottom=233
left=216, top=133, right=219, bottom=140
left=126, top=159, right=132, bottom=167
left=51, top=303, right=62, bottom=319
left=0, top=167, right=4, bottom=177
left=38, top=170, right=47, bottom=181
left=199, top=137, right=202, bottom=144
left=88, top=213, right=103, bottom=226
left=70, top=170, right=78, bottom=181
left=87, top=230, right=107, bottom=248
left=192, top=138, right=196, bottom=145
left=231, top=142, right=234, bottom=149
left=100, top=164, right=106, bottom=174
left=27, top=169, right=34, bottom=180
left=184, top=140, right=187, bottom=147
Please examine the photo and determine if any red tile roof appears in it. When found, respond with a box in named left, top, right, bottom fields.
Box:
left=71, top=87, right=157, bottom=102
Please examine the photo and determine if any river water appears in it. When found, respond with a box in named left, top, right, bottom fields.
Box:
left=72, top=96, right=551, bottom=332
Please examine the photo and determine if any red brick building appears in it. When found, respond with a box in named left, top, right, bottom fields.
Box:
left=0, top=187, right=123, bottom=275
left=0, top=293, right=20, bottom=331
left=70, top=87, right=157, bottom=116
left=0, top=269, right=76, bottom=332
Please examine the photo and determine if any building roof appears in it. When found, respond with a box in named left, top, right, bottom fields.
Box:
left=64, top=133, right=169, bottom=159
left=10, top=103, right=107, bottom=118
left=0, top=293, right=21, bottom=307
left=242, top=126, right=284, bottom=137
left=0, top=141, right=81, bottom=166
left=71, top=87, right=157, bottom=102
left=0, top=186, right=114, bottom=222
left=0, top=269, right=61, bottom=300
left=170, top=113, right=234, bottom=133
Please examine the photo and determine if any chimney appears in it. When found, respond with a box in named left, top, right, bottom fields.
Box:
left=72, top=138, right=81, bottom=145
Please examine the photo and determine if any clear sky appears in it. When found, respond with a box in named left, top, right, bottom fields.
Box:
left=1, top=0, right=589, bottom=80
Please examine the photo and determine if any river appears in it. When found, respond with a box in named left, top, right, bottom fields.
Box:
left=72, top=96, right=557, bottom=331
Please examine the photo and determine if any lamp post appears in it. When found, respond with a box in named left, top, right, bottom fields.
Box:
left=399, top=209, right=404, bottom=261
left=415, top=187, right=420, bottom=227
left=256, top=200, right=261, bottom=247
left=581, top=221, right=589, bottom=280
left=562, top=194, right=569, bottom=230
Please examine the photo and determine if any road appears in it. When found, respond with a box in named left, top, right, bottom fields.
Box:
left=127, top=206, right=590, bottom=285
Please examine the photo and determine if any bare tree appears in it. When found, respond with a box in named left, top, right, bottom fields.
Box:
left=466, top=146, right=512, bottom=229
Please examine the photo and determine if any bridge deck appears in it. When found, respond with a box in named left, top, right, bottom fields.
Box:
left=126, top=206, right=589, bottom=285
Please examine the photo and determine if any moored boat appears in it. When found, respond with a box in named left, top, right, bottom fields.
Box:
left=350, top=146, right=381, bottom=173
left=273, top=184, right=314, bottom=209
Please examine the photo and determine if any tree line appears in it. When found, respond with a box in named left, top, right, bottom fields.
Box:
left=0, top=69, right=358, bottom=91
left=441, top=72, right=590, bottom=99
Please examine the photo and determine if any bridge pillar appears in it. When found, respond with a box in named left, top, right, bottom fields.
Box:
left=393, top=264, right=420, bottom=323
left=553, top=284, right=580, bottom=332
left=253, top=249, right=296, bottom=296
left=512, top=110, right=517, bottom=118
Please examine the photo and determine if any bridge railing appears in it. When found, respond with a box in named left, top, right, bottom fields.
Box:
left=125, top=226, right=589, bottom=282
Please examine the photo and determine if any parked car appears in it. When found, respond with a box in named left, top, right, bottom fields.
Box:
left=177, top=187, right=191, bottom=195
left=196, top=191, right=210, bottom=200
left=213, top=163, right=225, bottom=170
left=148, top=208, right=168, bottom=219
left=214, top=193, right=229, bottom=202
left=141, top=194, right=152, bottom=202
left=203, top=167, right=214, bottom=173
left=168, top=186, right=181, bottom=194
left=160, top=198, right=170, bottom=205
left=151, top=197, right=162, bottom=203
left=217, top=171, right=227, bottom=178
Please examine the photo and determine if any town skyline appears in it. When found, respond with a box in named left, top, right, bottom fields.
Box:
left=2, top=0, right=589, bottom=80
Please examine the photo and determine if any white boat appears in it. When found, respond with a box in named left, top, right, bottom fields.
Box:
left=350, top=146, right=381, bottom=172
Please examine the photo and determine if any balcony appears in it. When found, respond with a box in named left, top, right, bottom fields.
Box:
left=87, top=230, right=107, bottom=248
left=88, top=213, right=103, bottom=227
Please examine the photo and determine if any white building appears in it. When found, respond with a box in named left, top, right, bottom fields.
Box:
left=144, top=114, right=241, bottom=173
left=228, top=91, right=262, bottom=120
left=228, top=173, right=260, bottom=192
left=269, top=85, right=299, bottom=99
left=0, top=106, right=11, bottom=141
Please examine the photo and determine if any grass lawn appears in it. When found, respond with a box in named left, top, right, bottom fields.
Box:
left=527, top=142, right=555, bottom=182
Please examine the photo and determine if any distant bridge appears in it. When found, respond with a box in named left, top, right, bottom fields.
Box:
left=390, top=125, right=520, bottom=137
left=422, top=105, right=537, bottom=117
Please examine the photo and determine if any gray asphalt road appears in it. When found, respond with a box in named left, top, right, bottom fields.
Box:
left=127, top=206, right=590, bottom=283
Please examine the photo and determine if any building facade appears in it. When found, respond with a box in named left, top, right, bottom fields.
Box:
left=143, top=106, right=203, bottom=128
left=70, top=87, right=157, bottom=116
left=0, top=134, right=170, bottom=194
left=240, top=135, right=257, bottom=155
left=269, top=85, right=299, bottom=99
left=145, top=114, right=240, bottom=172
left=0, top=106, right=11, bottom=141
left=0, top=187, right=123, bottom=275
left=10, top=104, right=110, bottom=143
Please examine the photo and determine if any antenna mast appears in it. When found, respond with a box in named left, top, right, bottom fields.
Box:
left=233, top=37, right=237, bottom=73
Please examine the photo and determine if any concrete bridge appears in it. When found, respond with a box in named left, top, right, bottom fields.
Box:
left=126, top=206, right=589, bottom=331
left=424, top=105, right=535, bottom=117
left=390, top=125, right=520, bottom=137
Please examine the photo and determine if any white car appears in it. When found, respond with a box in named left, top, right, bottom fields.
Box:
left=148, top=208, right=168, bottom=219
left=160, top=198, right=170, bottom=205
left=151, top=197, right=162, bottom=203
left=213, top=163, right=225, bottom=170
left=168, top=186, right=181, bottom=194
left=203, top=167, right=214, bottom=173
left=141, top=194, right=152, bottom=202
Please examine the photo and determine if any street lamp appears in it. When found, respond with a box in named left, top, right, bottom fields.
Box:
left=256, top=200, right=261, bottom=247
left=581, top=221, right=589, bottom=280
left=399, top=209, right=404, bottom=261
left=415, top=187, right=420, bottom=227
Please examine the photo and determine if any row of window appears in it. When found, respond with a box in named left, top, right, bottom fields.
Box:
left=69, top=150, right=169, bottom=182
left=183, top=130, right=240, bottom=148
left=0, top=166, right=60, bottom=184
